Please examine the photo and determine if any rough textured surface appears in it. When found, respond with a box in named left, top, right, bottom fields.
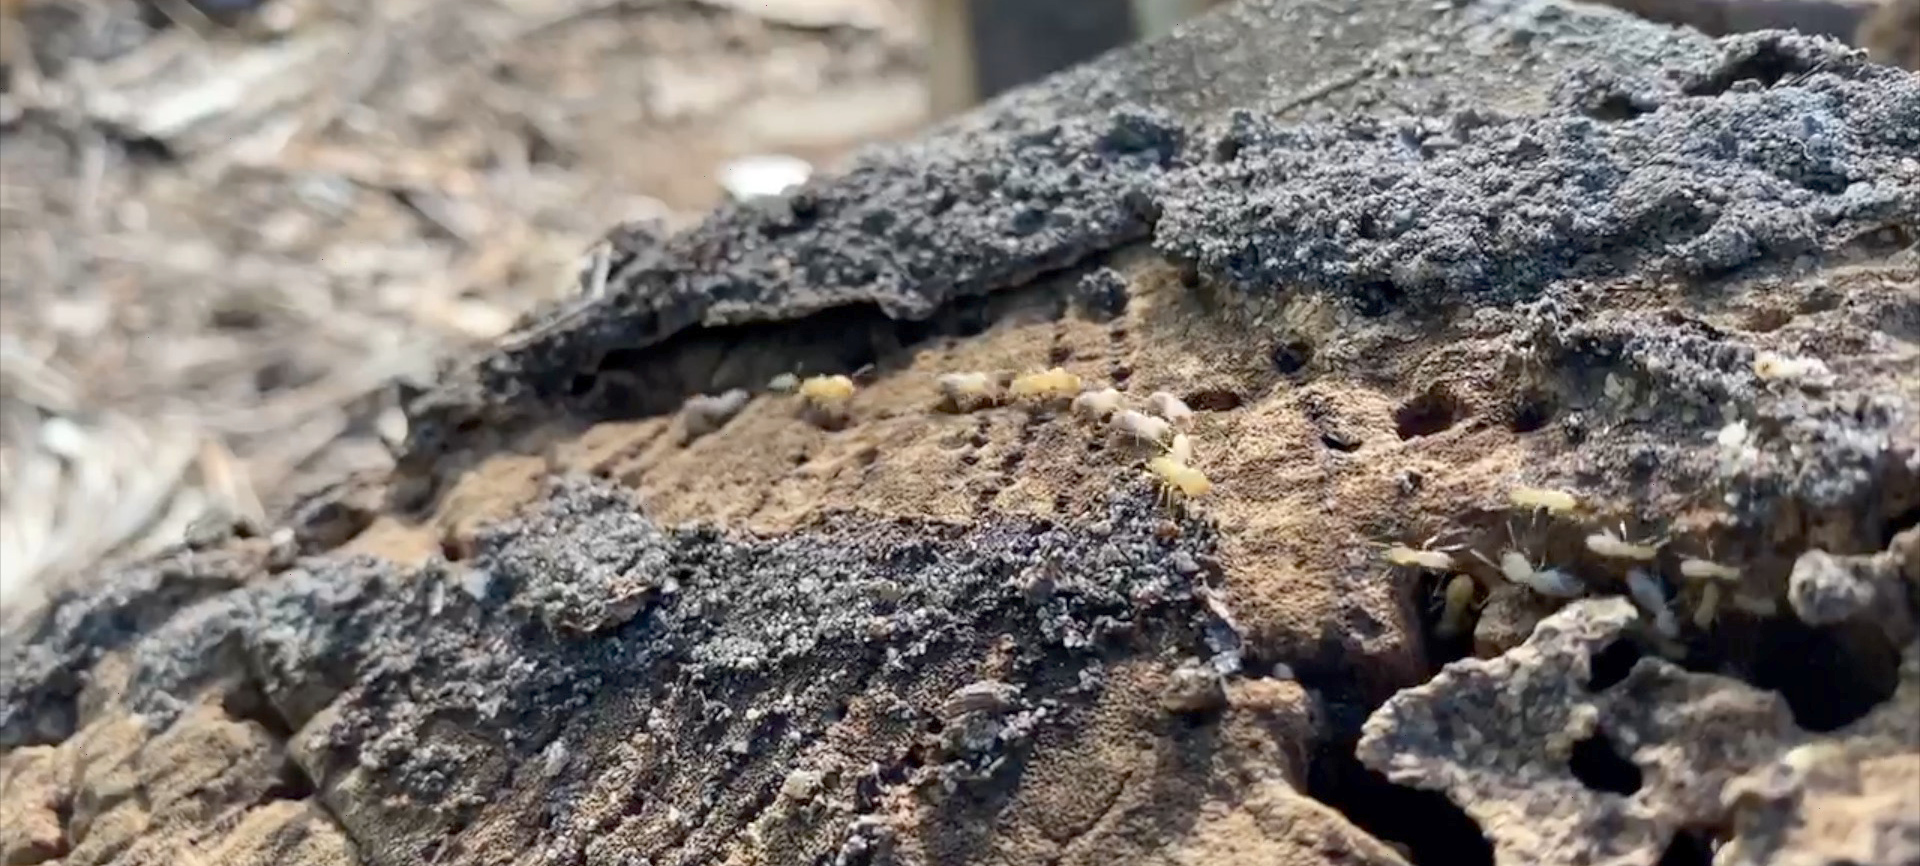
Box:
left=408, top=16, right=1920, bottom=534
left=0, top=544, right=265, bottom=748
left=4, top=0, right=1919, bottom=864
left=1160, top=34, right=1918, bottom=303
left=1359, top=598, right=1920, bottom=866
left=401, top=0, right=1738, bottom=455
left=65, top=477, right=1243, bottom=865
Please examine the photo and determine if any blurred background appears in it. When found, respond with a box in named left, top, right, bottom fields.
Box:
left=0, top=0, right=1216, bottom=608
left=0, top=0, right=1909, bottom=606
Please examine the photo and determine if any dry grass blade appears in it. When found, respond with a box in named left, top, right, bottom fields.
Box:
left=0, top=337, right=80, bottom=413
left=2, top=0, right=926, bottom=609
left=0, top=401, right=265, bottom=609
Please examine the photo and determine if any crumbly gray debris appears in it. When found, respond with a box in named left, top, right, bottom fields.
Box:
left=1160, top=659, right=1228, bottom=714
left=1071, top=266, right=1130, bottom=321
left=932, top=679, right=1044, bottom=794
left=1783, top=533, right=1919, bottom=653
left=1158, top=35, right=1917, bottom=307
left=1363, top=597, right=1920, bottom=866
left=1358, top=599, right=1814, bottom=866
left=1790, top=548, right=1877, bottom=626
left=18, top=477, right=1223, bottom=839
left=0, top=549, right=253, bottom=748
left=1717, top=646, right=1920, bottom=866
left=477, top=479, right=674, bottom=635
left=1525, top=281, right=1919, bottom=520
left=405, top=16, right=1918, bottom=535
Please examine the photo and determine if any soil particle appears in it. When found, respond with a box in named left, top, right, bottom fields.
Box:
left=1072, top=266, right=1132, bottom=321
left=1790, top=547, right=1878, bottom=626
left=1159, top=659, right=1229, bottom=714
left=480, top=481, right=675, bottom=635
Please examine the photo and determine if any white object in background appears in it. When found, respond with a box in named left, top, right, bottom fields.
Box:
left=718, top=154, right=814, bottom=202
left=1132, top=0, right=1227, bottom=39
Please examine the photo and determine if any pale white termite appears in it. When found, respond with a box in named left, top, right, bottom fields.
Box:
left=1382, top=530, right=1465, bottom=572
left=1693, top=582, right=1723, bottom=630
left=1434, top=574, right=1478, bottom=640
left=1147, top=455, right=1212, bottom=504
left=1509, top=486, right=1580, bottom=517
left=1167, top=432, right=1194, bottom=465
left=937, top=372, right=999, bottom=410
left=1475, top=548, right=1583, bottom=598
left=1147, top=391, right=1195, bottom=426
left=1009, top=367, right=1082, bottom=400
left=1626, top=568, right=1679, bottom=638
left=1679, top=557, right=1740, bottom=582
left=1680, top=556, right=1740, bottom=630
left=799, top=374, right=856, bottom=405
left=1073, top=387, right=1125, bottom=420
left=1586, top=526, right=1663, bottom=562
left=1384, top=545, right=1456, bottom=572
left=1752, top=351, right=1831, bottom=382
left=1112, top=409, right=1171, bottom=445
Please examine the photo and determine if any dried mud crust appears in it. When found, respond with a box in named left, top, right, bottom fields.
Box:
left=5, top=1, right=1920, bottom=866
left=1359, top=596, right=1920, bottom=866
left=14, top=478, right=1366, bottom=865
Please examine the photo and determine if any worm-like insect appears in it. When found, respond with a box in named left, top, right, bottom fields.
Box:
left=799, top=374, right=856, bottom=404
left=1435, top=574, right=1478, bottom=640
left=1148, top=391, right=1195, bottom=426
left=937, top=372, right=999, bottom=411
left=1475, top=547, right=1584, bottom=598
left=1679, top=557, right=1740, bottom=582
left=1112, top=409, right=1172, bottom=446
left=1626, top=568, right=1679, bottom=638
left=1073, top=387, right=1125, bottom=419
left=1509, top=486, right=1580, bottom=516
left=1586, top=525, right=1663, bottom=562
left=1009, top=367, right=1083, bottom=401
